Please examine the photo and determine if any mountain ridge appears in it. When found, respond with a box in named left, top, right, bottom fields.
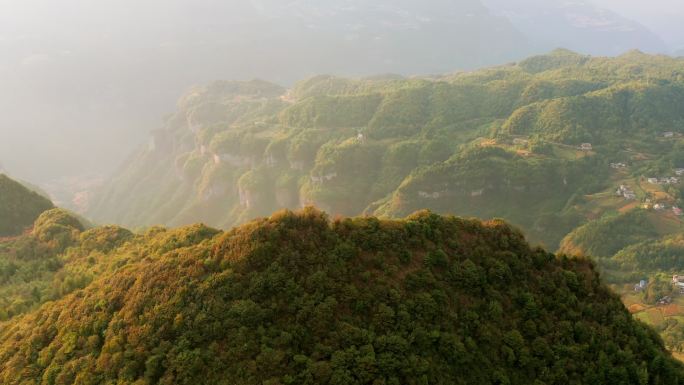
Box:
left=86, top=51, right=684, bottom=250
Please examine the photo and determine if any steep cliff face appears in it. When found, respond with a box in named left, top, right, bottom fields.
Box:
left=1, top=208, right=682, bottom=384
left=86, top=80, right=288, bottom=228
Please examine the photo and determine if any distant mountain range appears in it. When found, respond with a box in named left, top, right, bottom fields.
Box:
left=1, top=0, right=680, bottom=185
left=482, top=0, right=668, bottom=55
left=87, top=50, right=684, bottom=247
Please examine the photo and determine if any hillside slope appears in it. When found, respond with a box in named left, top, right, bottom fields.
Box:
left=0, top=208, right=88, bottom=319
left=1, top=208, right=683, bottom=384
left=0, top=174, right=54, bottom=237
left=87, top=51, right=684, bottom=249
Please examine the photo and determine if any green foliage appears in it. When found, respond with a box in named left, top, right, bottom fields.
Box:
left=0, top=174, right=54, bottom=237
left=378, top=146, right=608, bottom=248
left=518, top=49, right=591, bottom=74
left=501, top=81, right=684, bottom=144
left=86, top=51, right=684, bottom=255
left=79, top=226, right=133, bottom=253
left=280, top=94, right=383, bottom=129
left=559, top=210, right=658, bottom=258
left=0, top=208, right=682, bottom=384
left=0, top=209, right=86, bottom=320
left=32, top=208, right=85, bottom=250
left=305, top=139, right=385, bottom=215
left=613, top=234, right=684, bottom=272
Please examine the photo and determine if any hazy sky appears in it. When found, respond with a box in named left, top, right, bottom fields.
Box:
left=594, top=0, right=684, bottom=15
left=593, top=0, right=684, bottom=48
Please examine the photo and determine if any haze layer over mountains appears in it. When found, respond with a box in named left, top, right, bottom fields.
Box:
left=0, top=0, right=683, bottom=188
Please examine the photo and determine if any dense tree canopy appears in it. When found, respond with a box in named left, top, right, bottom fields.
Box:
left=1, top=208, right=683, bottom=384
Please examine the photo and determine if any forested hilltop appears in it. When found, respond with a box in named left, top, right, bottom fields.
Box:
left=1, top=206, right=683, bottom=384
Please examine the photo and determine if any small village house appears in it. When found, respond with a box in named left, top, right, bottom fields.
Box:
left=419, top=191, right=443, bottom=199
left=616, top=185, right=636, bottom=200
left=634, top=279, right=647, bottom=292
left=674, top=276, right=684, bottom=294
left=647, top=176, right=680, bottom=185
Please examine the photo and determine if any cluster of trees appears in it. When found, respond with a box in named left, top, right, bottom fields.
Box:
left=377, top=145, right=608, bottom=248
left=559, top=210, right=659, bottom=259
left=559, top=210, right=684, bottom=286
left=0, top=208, right=85, bottom=320
left=1, top=207, right=683, bottom=384
left=500, top=81, right=684, bottom=145
left=613, top=235, right=684, bottom=272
